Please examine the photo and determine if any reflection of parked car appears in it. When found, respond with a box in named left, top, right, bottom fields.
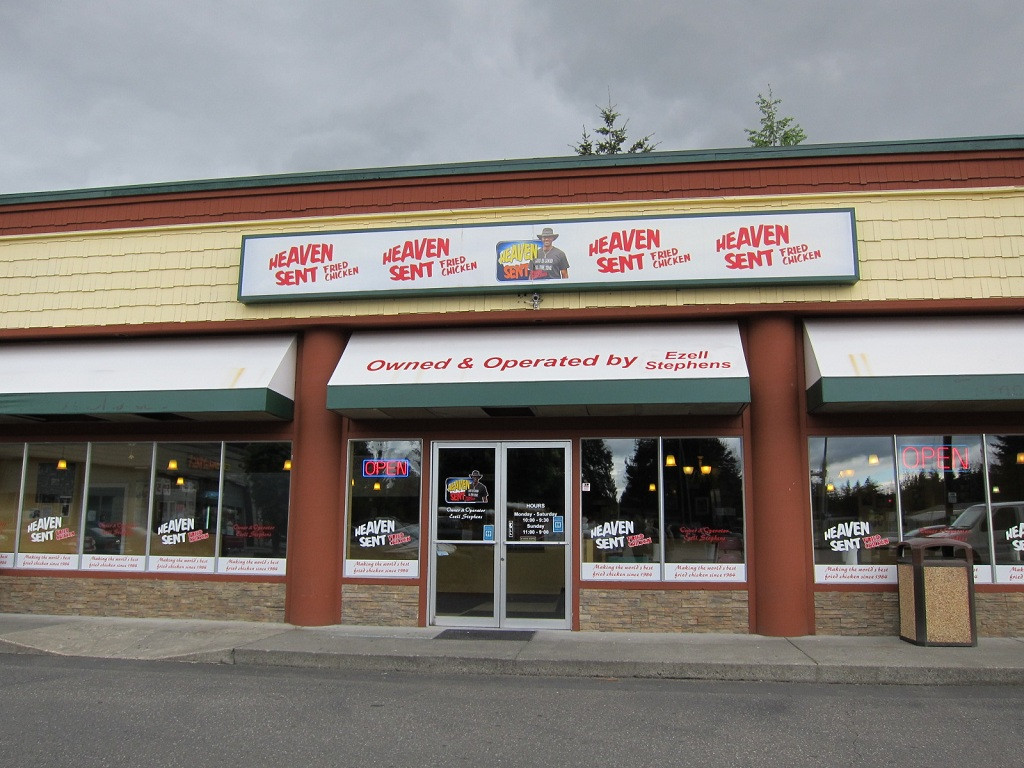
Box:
left=903, top=504, right=974, bottom=537
left=86, top=525, right=121, bottom=554
left=908, top=502, right=1024, bottom=562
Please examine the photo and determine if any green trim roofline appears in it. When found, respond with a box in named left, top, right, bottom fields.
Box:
left=3, top=135, right=1023, bottom=206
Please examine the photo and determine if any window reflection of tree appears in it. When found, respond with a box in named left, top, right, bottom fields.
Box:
left=809, top=437, right=899, bottom=565
left=898, top=435, right=984, bottom=529
left=506, top=447, right=563, bottom=510
left=581, top=439, right=658, bottom=563
left=662, top=438, right=743, bottom=564
left=580, top=440, right=616, bottom=502
left=235, top=442, right=291, bottom=558
left=582, top=438, right=745, bottom=565
left=988, top=435, right=1024, bottom=501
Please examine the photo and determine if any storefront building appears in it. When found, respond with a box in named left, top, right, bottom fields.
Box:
left=1, top=136, right=1022, bottom=636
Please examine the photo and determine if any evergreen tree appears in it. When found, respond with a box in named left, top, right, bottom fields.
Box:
left=574, top=94, right=657, bottom=155
left=745, top=85, right=806, bottom=147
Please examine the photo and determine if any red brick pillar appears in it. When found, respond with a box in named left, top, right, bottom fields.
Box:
left=285, top=328, right=346, bottom=626
left=747, top=315, right=815, bottom=636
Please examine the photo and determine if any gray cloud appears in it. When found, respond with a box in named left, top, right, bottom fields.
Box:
left=1, top=0, right=1021, bottom=194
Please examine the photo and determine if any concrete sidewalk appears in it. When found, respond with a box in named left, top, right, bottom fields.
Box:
left=1, top=613, right=1022, bottom=685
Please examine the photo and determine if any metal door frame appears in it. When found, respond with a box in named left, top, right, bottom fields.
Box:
left=429, top=440, right=571, bottom=629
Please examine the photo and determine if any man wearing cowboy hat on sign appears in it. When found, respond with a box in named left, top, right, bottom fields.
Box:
left=530, top=226, right=570, bottom=279
left=465, top=470, right=489, bottom=504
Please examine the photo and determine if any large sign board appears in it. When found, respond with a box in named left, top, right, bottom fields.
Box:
left=238, top=209, right=858, bottom=302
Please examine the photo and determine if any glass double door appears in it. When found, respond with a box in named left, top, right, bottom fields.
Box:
left=430, top=441, right=570, bottom=629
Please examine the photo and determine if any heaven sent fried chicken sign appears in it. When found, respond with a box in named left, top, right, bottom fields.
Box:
left=238, top=208, right=857, bottom=302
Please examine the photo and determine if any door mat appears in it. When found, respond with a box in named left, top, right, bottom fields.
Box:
left=434, top=629, right=535, bottom=641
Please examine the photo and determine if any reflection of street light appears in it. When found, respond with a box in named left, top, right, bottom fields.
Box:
left=648, top=483, right=657, bottom=492
left=868, top=454, right=879, bottom=465
left=665, top=455, right=676, bottom=467
left=698, top=456, right=711, bottom=475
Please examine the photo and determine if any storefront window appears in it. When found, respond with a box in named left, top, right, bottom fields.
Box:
left=581, top=437, right=745, bottom=582
left=218, top=442, right=291, bottom=574
left=84, top=442, right=153, bottom=570
left=662, top=437, right=745, bottom=580
left=897, top=434, right=986, bottom=541
left=807, top=434, right=1024, bottom=583
left=808, top=437, right=898, bottom=583
left=18, top=443, right=88, bottom=569
left=581, top=439, right=659, bottom=580
left=897, top=434, right=989, bottom=581
left=345, top=440, right=422, bottom=578
left=150, top=443, right=222, bottom=572
left=0, top=440, right=291, bottom=574
left=0, top=443, right=24, bottom=566
left=985, top=435, right=1024, bottom=581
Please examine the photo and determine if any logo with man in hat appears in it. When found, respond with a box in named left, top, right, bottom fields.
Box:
left=529, top=226, right=570, bottom=280
left=445, top=470, right=490, bottom=504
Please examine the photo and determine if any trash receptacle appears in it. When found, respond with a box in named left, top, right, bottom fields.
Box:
left=897, top=537, right=977, bottom=647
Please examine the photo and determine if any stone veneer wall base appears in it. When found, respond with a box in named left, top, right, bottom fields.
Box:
left=814, top=591, right=1024, bottom=637
left=579, top=589, right=749, bottom=633
left=341, top=583, right=420, bottom=626
left=0, top=576, right=285, bottom=623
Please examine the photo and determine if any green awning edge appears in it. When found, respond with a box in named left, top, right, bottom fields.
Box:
left=327, top=378, right=750, bottom=413
left=807, top=374, right=1024, bottom=411
left=0, top=388, right=294, bottom=420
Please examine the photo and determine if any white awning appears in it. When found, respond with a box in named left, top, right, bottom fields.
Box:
left=328, top=323, right=749, bottom=418
left=804, top=317, right=1024, bottom=412
left=0, top=335, right=297, bottom=422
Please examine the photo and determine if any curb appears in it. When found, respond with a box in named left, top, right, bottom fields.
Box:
left=222, top=646, right=1024, bottom=686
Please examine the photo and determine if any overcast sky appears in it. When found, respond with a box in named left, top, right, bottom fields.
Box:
left=2, top=1, right=1022, bottom=195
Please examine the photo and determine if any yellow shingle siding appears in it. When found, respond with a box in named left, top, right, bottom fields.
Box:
left=2, top=188, right=1022, bottom=331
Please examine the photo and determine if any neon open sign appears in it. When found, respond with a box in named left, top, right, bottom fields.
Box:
left=362, top=459, right=411, bottom=478
left=900, top=445, right=970, bottom=471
